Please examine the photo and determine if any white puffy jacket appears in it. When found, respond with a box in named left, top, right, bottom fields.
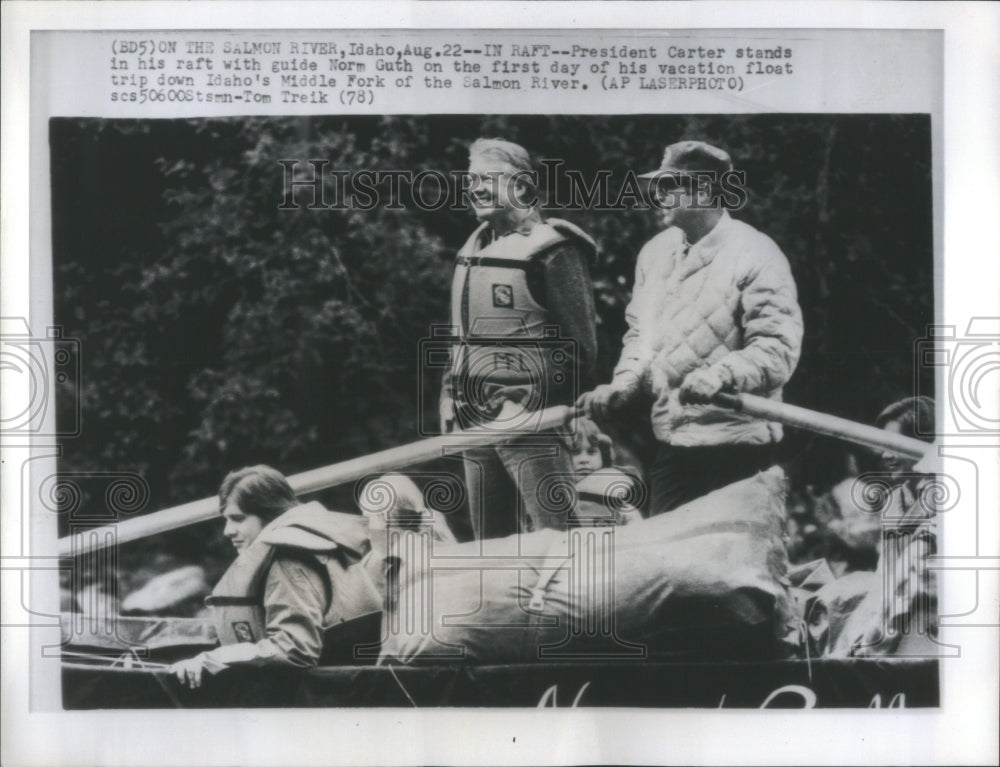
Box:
left=613, top=211, right=803, bottom=446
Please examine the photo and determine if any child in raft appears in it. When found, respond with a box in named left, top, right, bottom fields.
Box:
left=570, top=417, right=644, bottom=526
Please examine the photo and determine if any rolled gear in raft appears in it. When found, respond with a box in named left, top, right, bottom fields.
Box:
left=380, top=467, right=800, bottom=664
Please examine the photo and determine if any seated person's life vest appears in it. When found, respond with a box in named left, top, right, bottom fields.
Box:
left=206, top=502, right=386, bottom=665
left=574, top=467, right=644, bottom=526
left=801, top=476, right=940, bottom=658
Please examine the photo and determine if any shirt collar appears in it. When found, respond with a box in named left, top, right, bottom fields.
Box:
left=687, top=209, right=732, bottom=253
left=490, top=213, right=543, bottom=241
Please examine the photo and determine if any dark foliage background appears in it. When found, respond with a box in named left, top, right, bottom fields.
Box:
left=51, top=114, right=934, bottom=566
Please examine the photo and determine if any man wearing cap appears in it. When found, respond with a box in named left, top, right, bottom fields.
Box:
left=578, top=141, right=803, bottom=515
left=442, top=138, right=598, bottom=542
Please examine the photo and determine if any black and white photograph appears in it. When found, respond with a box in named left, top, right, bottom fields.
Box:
left=51, top=112, right=940, bottom=710
left=2, top=7, right=999, bottom=767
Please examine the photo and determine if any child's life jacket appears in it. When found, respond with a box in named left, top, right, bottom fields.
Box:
left=575, top=467, right=644, bottom=526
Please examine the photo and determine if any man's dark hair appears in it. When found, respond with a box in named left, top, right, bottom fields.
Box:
left=218, top=465, right=297, bottom=524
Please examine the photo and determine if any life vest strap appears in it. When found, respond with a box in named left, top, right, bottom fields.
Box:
left=525, top=559, right=571, bottom=615
left=577, top=490, right=611, bottom=505
left=456, top=255, right=541, bottom=271
left=205, top=595, right=259, bottom=607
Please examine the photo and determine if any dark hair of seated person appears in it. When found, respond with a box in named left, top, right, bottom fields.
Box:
left=218, top=465, right=297, bottom=524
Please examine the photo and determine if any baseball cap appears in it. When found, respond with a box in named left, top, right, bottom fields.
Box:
left=638, top=140, right=733, bottom=179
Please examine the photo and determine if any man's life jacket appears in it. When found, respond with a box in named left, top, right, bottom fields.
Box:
left=206, top=502, right=384, bottom=649
left=449, top=218, right=596, bottom=415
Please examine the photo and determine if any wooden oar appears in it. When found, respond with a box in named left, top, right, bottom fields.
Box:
left=713, top=392, right=931, bottom=460
left=57, top=395, right=932, bottom=557
left=57, top=404, right=576, bottom=557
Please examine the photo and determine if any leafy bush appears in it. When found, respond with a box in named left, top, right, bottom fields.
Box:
left=52, top=114, right=933, bottom=563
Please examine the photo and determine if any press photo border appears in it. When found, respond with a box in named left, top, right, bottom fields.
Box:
left=5, top=7, right=991, bottom=761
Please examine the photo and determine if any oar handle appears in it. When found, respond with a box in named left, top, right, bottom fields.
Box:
left=712, top=392, right=931, bottom=460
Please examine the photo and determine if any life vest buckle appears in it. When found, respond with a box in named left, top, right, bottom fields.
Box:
left=526, top=588, right=547, bottom=614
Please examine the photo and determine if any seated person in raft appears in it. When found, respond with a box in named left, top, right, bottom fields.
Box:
left=357, top=472, right=458, bottom=545
left=170, top=466, right=452, bottom=689
left=854, top=395, right=939, bottom=656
